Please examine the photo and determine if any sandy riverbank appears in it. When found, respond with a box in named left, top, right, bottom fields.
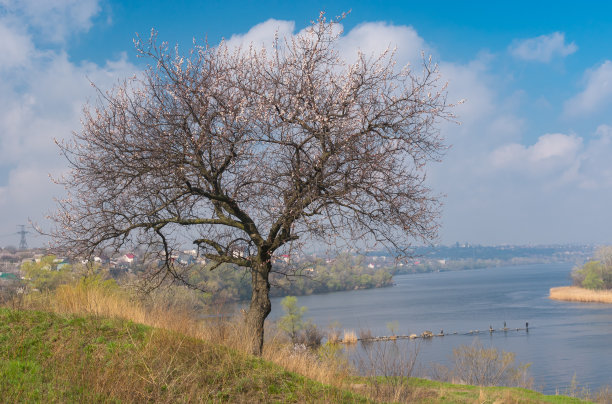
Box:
left=550, top=286, right=612, bottom=303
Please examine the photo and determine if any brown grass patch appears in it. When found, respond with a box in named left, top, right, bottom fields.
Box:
left=550, top=286, right=612, bottom=303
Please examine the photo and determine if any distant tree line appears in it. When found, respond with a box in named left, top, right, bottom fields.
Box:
left=188, top=253, right=393, bottom=302
left=407, top=244, right=592, bottom=262
left=572, top=246, right=612, bottom=290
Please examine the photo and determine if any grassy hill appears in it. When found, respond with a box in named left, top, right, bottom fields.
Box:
left=0, top=307, right=591, bottom=403
left=0, top=308, right=370, bottom=403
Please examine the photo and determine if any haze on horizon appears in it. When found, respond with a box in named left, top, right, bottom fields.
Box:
left=1, top=1, right=611, bottom=248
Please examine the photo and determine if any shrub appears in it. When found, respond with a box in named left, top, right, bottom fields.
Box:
left=355, top=340, right=420, bottom=402
left=299, top=321, right=324, bottom=348
left=432, top=339, right=532, bottom=388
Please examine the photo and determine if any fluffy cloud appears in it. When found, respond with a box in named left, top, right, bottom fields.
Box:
left=0, top=0, right=101, bottom=42
left=0, top=20, right=34, bottom=69
left=224, top=18, right=425, bottom=68
left=0, top=49, right=136, bottom=237
left=0, top=3, right=136, bottom=245
left=224, top=19, right=296, bottom=50
left=564, top=60, right=612, bottom=116
left=446, top=127, right=612, bottom=244
left=337, top=22, right=425, bottom=66
left=490, top=133, right=582, bottom=171
left=509, top=32, right=577, bottom=62
left=489, top=128, right=612, bottom=191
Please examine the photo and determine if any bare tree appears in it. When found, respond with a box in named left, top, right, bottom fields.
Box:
left=52, top=14, right=453, bottom=355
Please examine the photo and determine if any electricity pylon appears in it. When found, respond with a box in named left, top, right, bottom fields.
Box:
left=17, top=225, right=30, bottom=250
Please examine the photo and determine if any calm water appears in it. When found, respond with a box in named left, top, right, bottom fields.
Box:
left=269, top=263, right=612, bottom=393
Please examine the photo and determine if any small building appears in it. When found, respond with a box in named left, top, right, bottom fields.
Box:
left=120, top=253, right=135, bottom=264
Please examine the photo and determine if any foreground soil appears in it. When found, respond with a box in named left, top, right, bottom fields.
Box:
left=0, top=308, right=587, bottom=403
left=550, top=286, right=612, bottom=303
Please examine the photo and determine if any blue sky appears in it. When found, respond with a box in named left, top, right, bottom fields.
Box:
left=1, top=0, right=612, bottom=247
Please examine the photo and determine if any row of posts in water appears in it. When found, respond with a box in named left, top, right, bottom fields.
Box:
left=344, top=322, right=530, bottom=343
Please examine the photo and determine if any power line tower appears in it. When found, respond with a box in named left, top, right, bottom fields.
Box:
left=17, top=225, right=30, bottom=250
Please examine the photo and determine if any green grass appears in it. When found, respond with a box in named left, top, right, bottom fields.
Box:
left=0, top=308, right=370, bottom=403
left=398, top=377, right=589, bottom=403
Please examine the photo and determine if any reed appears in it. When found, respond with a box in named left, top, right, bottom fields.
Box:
left=342, top=329, right=358, bottom=344
left=550, top=286, right=612, bottom=303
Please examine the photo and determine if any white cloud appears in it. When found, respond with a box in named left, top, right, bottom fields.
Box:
left=488, top=128, right=612, bottom=190
left=224, top=19, right=296, bottom=51
left=0, top=19, right=34, bottom=69
left=564, top=60, right=612, bottom=116
left=224, top=18, right=426, bottom=69
left=0, top=5, right=136, bottom=244
left=337, top=22, right=425, bottom=66
left=572, top=125, right=612, bottom=189
left=490, top=133, right=582, bottom=173
left=440, top=59, right=495, bottom=128
left=0, top=50, right=135, bottom=163
left=509, top=32, right=577, bottom=62
left=0, top=0, right=101, bottom=42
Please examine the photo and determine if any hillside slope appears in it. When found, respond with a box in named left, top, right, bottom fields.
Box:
left=0, top=308, right=369, bottom=403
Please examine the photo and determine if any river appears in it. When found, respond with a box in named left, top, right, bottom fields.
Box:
left=269, top=263, right=612, bottom=393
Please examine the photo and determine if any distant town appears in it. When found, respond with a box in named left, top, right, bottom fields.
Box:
left=0, top=242, right=595, bottom=283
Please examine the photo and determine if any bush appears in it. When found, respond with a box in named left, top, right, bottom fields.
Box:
left=432, top=339, right=532, bottom=388
left=572, top=246, right=612, bottom=290
left=299, top=322, right=324, bottom=348
left=355, top=341, right=420, bottom=402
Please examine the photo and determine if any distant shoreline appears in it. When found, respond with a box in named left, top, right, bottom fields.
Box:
left=549, top=286, right=612, bottom=304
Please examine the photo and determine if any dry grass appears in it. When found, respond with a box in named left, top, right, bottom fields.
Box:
left=14, top=276, right=352, bottom=392
left=343, top=329, right=358, bottom=344
left=355, top=340, right=421, bottom=402
left=550, top=286, right=612, bottom=303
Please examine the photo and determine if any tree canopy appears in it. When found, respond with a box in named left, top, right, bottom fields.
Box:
left=52, top=14, right=452, bottom=355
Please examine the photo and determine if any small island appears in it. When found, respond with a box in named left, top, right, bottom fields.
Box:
left=550, top=246, right=612, bottom=303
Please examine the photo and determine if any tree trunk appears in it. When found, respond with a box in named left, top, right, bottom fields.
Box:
left=246, top=259, right=272, bottom=356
